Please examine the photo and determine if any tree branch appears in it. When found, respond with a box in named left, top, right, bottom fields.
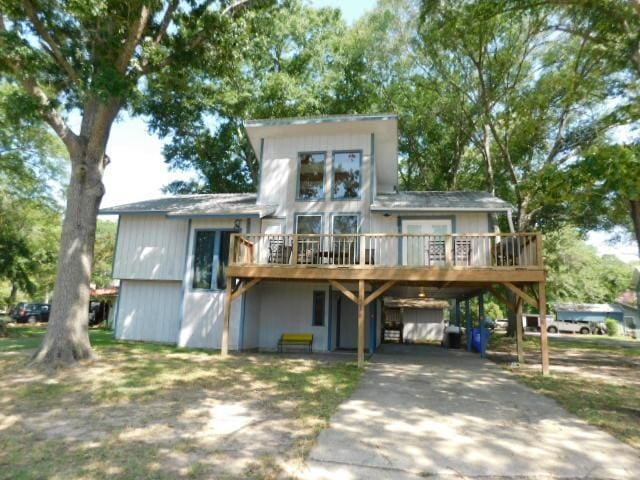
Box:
left=222, top=0, right=261, bottom=17
left=22, top=0, right=81, bottom=85
left=0, top=14, right=79, bottom=154
left=22, top=79, right=80, bottom=155
left=154, top=0, right=179, bottom=44
left=116, top=4, right=152, bottom=73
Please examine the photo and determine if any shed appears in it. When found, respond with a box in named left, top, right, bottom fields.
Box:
left=383, top=298, right=449, bottom=343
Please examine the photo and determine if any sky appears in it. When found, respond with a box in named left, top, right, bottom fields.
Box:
left=98, top=0, right=639, bottom=264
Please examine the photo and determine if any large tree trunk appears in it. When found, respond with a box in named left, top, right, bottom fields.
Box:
left=8, top=282, right=17, bottom=306
left=31, top=103, right=112, bottom=365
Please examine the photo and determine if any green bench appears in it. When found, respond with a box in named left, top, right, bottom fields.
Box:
left=277, top=333, right=313, bottom=353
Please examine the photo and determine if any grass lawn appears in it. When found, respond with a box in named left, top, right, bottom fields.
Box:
left=488, top=334, right=640, bottom=451
left=0, top=325, right=362, bottom=480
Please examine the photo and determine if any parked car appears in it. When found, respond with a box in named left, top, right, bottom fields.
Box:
left=11, top=303, right=50, bottom=323
left=546, top=318, right=604, bottom=335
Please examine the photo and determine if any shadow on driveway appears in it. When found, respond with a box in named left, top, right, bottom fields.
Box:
left=301, top=344, right=640, bottom=479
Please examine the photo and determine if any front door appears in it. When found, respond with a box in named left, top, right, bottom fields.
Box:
left=402, top=219, right=452, bottom=266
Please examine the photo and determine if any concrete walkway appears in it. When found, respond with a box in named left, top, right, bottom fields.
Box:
left=302, top=345, right=640, bottom=480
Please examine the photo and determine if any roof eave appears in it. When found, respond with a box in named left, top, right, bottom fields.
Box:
left=370, top=206, right=512, bottom=213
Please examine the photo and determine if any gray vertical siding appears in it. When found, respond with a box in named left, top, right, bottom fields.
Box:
left=116, top=280, right=182, bottom=343
left=113, top=215, right=189, bottom=280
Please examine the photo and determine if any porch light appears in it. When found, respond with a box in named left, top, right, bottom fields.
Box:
left=418, top=287, right=427, bottom=298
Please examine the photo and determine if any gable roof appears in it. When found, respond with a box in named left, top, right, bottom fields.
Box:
left=245, top=113, right=397, bottom=128
left=99, top=193, right=276, bottom=218
left=371, top=191, right=512, bottom=212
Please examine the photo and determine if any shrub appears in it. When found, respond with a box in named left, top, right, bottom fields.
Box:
left=605, top=318, right=619, bottom=337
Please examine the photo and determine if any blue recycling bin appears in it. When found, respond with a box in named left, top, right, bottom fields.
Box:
left=471, top=327, right=491, bottom=354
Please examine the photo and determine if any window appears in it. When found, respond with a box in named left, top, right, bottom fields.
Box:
left=332, top=214, right=359, bottom=234
left=296, top=214, right=322, bottom=234
left=296, top=215, right=322, bottom=264
left=332, top=151, right=361, bottom=199
left=312, top=291, right=326, bottom=326
left=332, top=214, right=359, bottom=264
left=297, top=152, right=325, bottom=200
left=192, top=230, right=233, bottom=290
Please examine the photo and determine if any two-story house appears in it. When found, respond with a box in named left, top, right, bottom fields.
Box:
left=101, top=114, right=550, bottom=372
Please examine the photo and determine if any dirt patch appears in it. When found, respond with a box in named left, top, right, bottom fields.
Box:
left=0, top=330, right=361, bottom=480
left=488, top=335, right=640, bottom=450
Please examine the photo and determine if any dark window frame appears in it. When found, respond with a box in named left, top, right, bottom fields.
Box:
left=312, top=290, right=326, bottom=327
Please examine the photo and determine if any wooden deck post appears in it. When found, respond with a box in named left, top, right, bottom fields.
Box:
left=538, top=281, right=549, bottom=375
left=465, top=298, right=472, bottom=351
left=515, top=297, right=524, bottom=364
left=478, top=293, right=485, bottom=358
left=221, top=277, right=234, bottom=357
left=358, top=279, right=365, bottom=368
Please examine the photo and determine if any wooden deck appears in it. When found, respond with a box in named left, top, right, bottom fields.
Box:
left=221, top=232, right=550, bottom=374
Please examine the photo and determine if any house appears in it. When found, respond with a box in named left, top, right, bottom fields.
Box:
left=101, top=114, right=549, bottom=370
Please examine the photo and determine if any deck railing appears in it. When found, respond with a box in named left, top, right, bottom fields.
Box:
left=230, top=232, right=543, bottom=269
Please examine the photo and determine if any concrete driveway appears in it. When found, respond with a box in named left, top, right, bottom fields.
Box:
left=302, top=345, right=640, bottom=479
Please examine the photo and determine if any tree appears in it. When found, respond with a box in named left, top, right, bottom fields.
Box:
left=142, top=0, right=349, bottom=194
left=569, top=144, right=640, bottom=256
left=0, top=84, right=66, bottom=307
left=92, top=221, right=117, bottom=288
left=0, top=0, right=272, bottom=365
left=543, top=227, right=634, bottom=303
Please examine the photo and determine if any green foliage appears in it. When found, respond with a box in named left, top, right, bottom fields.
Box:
left=569, top=143, right=640, bottom=235
left=0, top=85, right=66, bottom=306
left=484, top=301, right=504, bottom=321
left=544, top=227, right=634, bottom=303
left=605, top=318, right=620, bottom=337
left=142, top=0, right=351, bottom=193
left=92, top=220, right=117, bottom=288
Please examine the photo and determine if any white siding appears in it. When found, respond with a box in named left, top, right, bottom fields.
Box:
left=257, top=281, right=329, bottom=351
left=259, top=133, right=373, bottom=233
left=116, top=280, right=181, bottom=343
left=241, top=289, right=261, bottom=350
left=113, top=215, right=189, bottom=281
left=403, top=308, right=445, bottom=342
left=178, top=218, right=242, bottom=350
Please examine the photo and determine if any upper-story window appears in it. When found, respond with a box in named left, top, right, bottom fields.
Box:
left=297, top=152, right=326, bottom=200
left=192, top=230, right=232, bottom=290
left=332, top=151, right=361, bottom=199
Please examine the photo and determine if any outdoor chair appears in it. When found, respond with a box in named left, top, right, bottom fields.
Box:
left=454, top=239, right=472, bottom=266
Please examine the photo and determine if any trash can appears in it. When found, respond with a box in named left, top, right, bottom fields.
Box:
left=448, top=331, right=461, bottom=349
left=471, top=327, right=491, bottom=353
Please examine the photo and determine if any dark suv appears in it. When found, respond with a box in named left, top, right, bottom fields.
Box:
left=11, top=303, right=50, bottom=323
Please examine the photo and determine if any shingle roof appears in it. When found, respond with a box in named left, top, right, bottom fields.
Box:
left=371, top=191, right=512, bottom=212
left=99, top=193, right=276, bottom=218
left=245, top=113, right=397, bottom=128
left=553, top=303, right=623, bottom=313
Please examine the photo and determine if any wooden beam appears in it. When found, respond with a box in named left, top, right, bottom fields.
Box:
left=357, top=279, right=365, bottom=368
left=503, top=282, right=537, bottom=309
left=328, top=280, right=358, bottom=304
left=227, top=265, right=546, bottom=283
left=539, top=282, right=550, bottom=375
left=488, top=286, right=515, bottom=311
left=231, top=278, right=262, bottom=302
left=364, top=280, right=396, bottom=306
left=221, top=276, right=234, bottom=357
left=515, top=297, right=524, bottom=364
